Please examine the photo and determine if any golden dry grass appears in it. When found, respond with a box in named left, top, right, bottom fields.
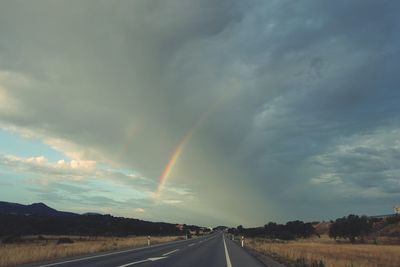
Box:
left=246, top=237, right=400, bottom=267
left=0, top=235, right=182, bottom=267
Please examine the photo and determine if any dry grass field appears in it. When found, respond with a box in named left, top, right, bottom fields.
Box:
left=246, top=236, right=400, bottom=267
left=0, top=235, right=182, bottom=267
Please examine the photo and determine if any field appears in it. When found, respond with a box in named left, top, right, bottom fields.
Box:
left=246, top=236, right=400, bottom=267
left=0, top=235, right=182, bottom=267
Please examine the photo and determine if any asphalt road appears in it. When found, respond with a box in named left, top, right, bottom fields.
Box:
left=18, top=232, right=265, bottom=267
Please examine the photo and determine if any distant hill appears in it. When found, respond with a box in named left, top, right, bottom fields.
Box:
left=0, top=201, right=203, bottom=237
left=0, top=201, right=78, bottom=217
left=82, top=212, right=103, bottom=216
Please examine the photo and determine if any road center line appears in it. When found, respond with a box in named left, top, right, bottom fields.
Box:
left=223, top=235, right=233, bottom=267
left=188, top=243, right=195, bottom=247
left=162, top=249, right=179, bottom=256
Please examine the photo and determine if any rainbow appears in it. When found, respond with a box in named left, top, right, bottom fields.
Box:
left=154, top=132, right=192, bottom=198
left=154, top=111, right=211, bottom=198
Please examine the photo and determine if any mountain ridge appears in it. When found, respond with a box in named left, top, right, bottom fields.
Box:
left=0, top=201, right=207, bottom=237
left=0, top=201, right=78, bottom=217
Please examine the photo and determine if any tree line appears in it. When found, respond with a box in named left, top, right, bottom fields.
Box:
left=0, top=213, right=202, bottom=239
left=228, top=220, right=317, bottom=240
left=228, top=214, right=400, bottom=243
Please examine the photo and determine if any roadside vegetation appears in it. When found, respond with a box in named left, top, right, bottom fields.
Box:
left=246, top=237, right=400, bottom=267
left=0, top=235, right=182, bottom=267
left=0, top=205, right=210, bottom=266
left=0, top=213, right=205, bottom=237
left=231, top=214, right=400, bottom=267
left=229, top=220, right=317, bottom=240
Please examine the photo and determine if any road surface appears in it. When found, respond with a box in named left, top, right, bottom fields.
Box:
left=19, top=232, right=265, bottom=267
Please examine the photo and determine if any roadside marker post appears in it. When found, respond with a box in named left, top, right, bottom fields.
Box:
left=241, top=236, right=244, bottom=247
left=147, top=236, right=150, bottom=246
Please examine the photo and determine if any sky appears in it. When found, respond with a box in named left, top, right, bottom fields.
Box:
left=0, top=0, right=399, bottom=227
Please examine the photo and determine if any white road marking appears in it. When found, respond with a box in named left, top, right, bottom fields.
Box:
left=223, top=235, right=233, bottom=267
left=162, top=249, right=179, bottom=256
left=148, top=257, right=168, bottom=261
left=188, top=243, right=195, bottom=247
left=38, top=235, right=215, bottom=267
left=117, top=259, right=149, bottom=267
left=37, top=238, right=188, bottom=267
left=117, top=257, right=167, bottom=267
left=38, top=249, right=142, bottom=267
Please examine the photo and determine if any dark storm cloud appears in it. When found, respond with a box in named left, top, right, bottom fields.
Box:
left=0, top=0, right=399, bottom=225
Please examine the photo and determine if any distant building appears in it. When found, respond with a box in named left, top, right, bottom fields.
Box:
left=176, top=224, right=185, bottom=231
left=394, top=206, right=400, bottom=214
left=369, top=214, right=396, bottom=219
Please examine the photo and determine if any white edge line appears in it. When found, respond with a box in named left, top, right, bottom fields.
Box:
left=223, top=235, right=233, bottom=267
left=162, top=249, right=179, bottom=256
left=39, top=249, right=140, bottom=267
left=37, top=237, right=194, bottom=267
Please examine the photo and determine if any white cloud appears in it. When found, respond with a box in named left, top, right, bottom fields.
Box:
left=3, top=154, right=96, bottom=171
left=134, top=208, right=145, bottom=213
left=56, top=159, right=96, bottom=170
left=27, top=156, right=48, bottom=165
left=44, top=137, right=102, bottom=162
left=0, top=152, right=195, bottom=207
left=162, top=199, right=182, bottom=205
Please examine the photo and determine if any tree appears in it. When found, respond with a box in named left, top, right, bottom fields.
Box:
left=329, top=214, right=372, bottom=243
left=285, top=221, right=316, bottom=238
left=264, top=221, right=316, bottom=240
left=227, top=228, right=237, bottom=235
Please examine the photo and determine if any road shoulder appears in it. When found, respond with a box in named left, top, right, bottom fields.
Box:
left=242, top=246, right=287, bottom=267
left=226, top=237, right=286, bottom=267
